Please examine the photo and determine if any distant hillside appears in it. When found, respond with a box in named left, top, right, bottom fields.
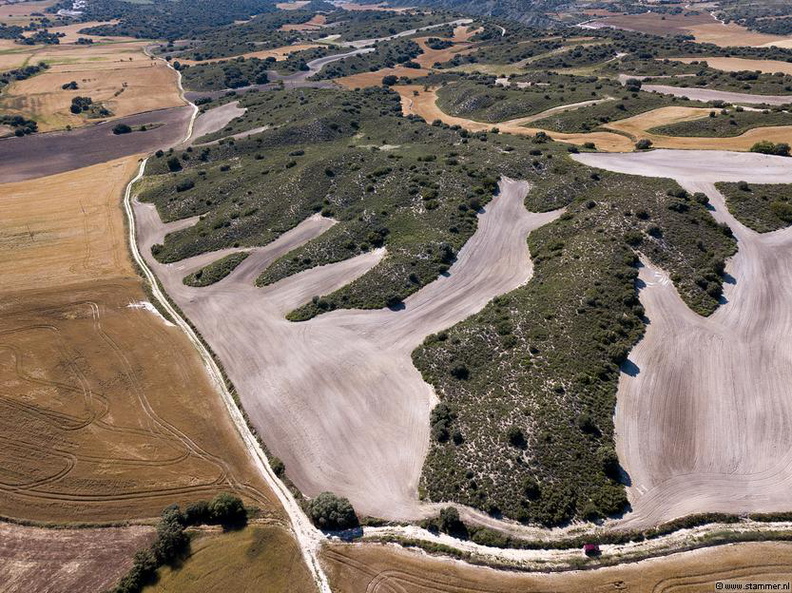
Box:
left=386, top=0, right=569, bottom=25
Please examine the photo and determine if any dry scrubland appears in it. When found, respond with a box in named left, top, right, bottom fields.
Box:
left=0, top=522, right=154, bottom=593
left=0, top=0, right=55, bottom=25
left=0, top=41, right=183, bottom=131
left=0, top=158, right=279, bottom=522
left=146, top=525, right=315, bottom=593
left=335, top=25, right=478, bottom=88
left=324, top=541, right=792, bottom=592
left=396, top=87, right=792, bottom=152
left=574, top=150, right=792, bottom=526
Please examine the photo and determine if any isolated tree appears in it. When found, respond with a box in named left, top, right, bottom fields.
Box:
left=307, top=491, right=359, bottom=530
left=635, top=138, right=653, bottom=150
left=208, top=492, right=247, bottom=526
left=382, top=75, right=398, bottom=86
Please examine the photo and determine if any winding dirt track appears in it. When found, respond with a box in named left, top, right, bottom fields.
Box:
left=133, top=179, right=562, bottom=519
left=573, top=150, right=792, bottom=528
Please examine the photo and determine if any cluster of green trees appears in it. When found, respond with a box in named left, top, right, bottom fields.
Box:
left=750, top=140, right=791, bottom=157
left=306, top=492, right=359, bottom=531
left=113, top=493, right=247, bottom=593
left=0, top=115, right=37, bottom=136
left=0, top=62, right=49, bottom=92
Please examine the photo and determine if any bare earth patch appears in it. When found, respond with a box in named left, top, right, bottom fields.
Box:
left=0, top=522, right=154, bottom=593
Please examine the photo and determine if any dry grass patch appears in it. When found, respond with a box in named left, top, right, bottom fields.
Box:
left=0, top=158, right=279, bottom=522
left=0, top=43, right=183, bottom=131
left=604, top=106, right=792, bottom=150
left=0, top=0, right=55, bottom=25
left=323, top=541, right=792, bottom=593
left=0, top=521, right=154, bottom=593
left=146, top=524, right=315, bottom=593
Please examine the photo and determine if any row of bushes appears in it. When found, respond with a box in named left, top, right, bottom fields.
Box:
left=112, top=493, right=247, bottom=593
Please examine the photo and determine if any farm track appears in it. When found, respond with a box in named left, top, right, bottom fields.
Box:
left=322, top=541, right=792, bottom=592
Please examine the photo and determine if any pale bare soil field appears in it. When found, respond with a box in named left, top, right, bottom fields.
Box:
left=134, top=179, right=562, bottom=520
left=0, top=105, right=193, bottom=182
left=324, top=541, right=792, bottom=593
left=0, top=42, right=183, bottom=131
left=641, top=84, right=792, bottom=105
left=573, top=150, right=792, bottom=528
left=0, top=158, right=280, bottom=522
left=671, top=56, right=792, bottom=76
left=185, top=100, right=245, bottom=145
left=0, top=522, right=155, bottom=593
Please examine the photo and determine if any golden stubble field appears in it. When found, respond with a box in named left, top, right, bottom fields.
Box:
left=324, top=541, right=792, bottom=593
left=0, top=157, right=280, bottom=523
left=0, top=40, right=183, bottom=131
left=148, top=524, right=315, bottom=593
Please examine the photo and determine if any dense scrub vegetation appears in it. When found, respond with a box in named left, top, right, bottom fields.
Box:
left=717, top=0, right=792, bottom=35
left=717, top=181, right=792, bottom=233
left=435, top=72, right=614, bottom=122
left=180, top=58, right=272, bottom=91
left=51, top=0, right=277, bottom=41
left=414, top=171, right=735, bottom=525
left=140, top=87, right=547, bottom=315
left=184, top=252, right=250, bottom=286
left=649, top=66, right=792, bottom=96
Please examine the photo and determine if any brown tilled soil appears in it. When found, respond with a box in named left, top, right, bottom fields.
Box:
left=0, top=105, right=193, bottom=183
left=323, top=541, right=792, bottom=593
left=0, top=522, right=155, bottom=593
left=0, top=158, right=280, bottom=522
